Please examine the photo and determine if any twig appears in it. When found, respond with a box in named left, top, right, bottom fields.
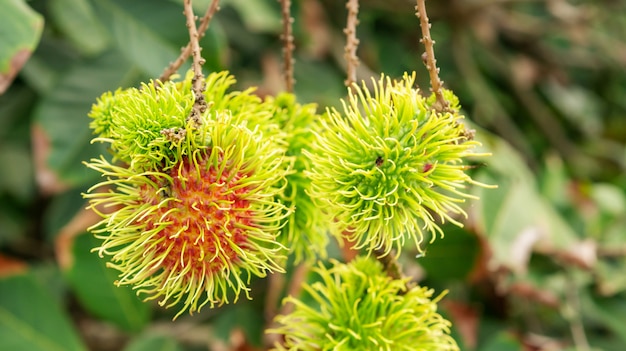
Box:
left=278, top=0, right=295, bottom=92
left=505, top=282, right=560, bottom=308
left=415, top=0, right=448, bottom=112
left=265, top=272, right=286, bottom=324
left=598, top=245, right=626, bottom=257
left=565, top=272, right=591, bottom=351
left=279, top=263, right=310, bottom=318
left=158, top=0, right=220, bottom=84
left=373, top=246, right=403, bottom=281
left=344, top=0, right=360, bottom=87
left=183, top=0, right=207, bottom=127
left=373, top=245, right=413, bottom=295
left=263, top=263, right=311, bottom=348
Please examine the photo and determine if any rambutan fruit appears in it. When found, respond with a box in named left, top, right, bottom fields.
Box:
left=306, top=73, right=488, bottom=256
left=269, top=257, right=459, bottom=351
left=84, top=72, right=291, bottom=318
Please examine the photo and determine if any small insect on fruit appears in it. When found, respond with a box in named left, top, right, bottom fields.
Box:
left=375, top=156, right=384, bottom=167
left=423, top=163, right=433, bottom=173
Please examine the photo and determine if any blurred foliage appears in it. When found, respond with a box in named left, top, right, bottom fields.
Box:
left=0, top=0, right=625, bottom=350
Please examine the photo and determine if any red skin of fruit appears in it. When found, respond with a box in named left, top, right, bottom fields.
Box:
left=138, top=154, right=254, bottom=281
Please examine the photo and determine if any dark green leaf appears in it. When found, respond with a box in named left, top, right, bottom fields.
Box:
left=92, top=0, right=190, bottom=78
left=124, top=333, right=183, bottom=351
left=19, top=35, right=81, bottom=95
left=0, top=271, right=87, bottom=351
left=419, top=225, right=480, bottom=281
left=213, top=302, right=265, bottom=346
left=293, top=59, right=346, bottom=110
left=64, top=233, right=151, bottom=332
left=0, top=144, right=35, bottom=203
left=48, top=0, right=110, bottom=56
left=583, top=292, right=626, bottom=346
left=43, top=187, right=89, bottom=243
left=0, top=201, right=27, bottom=245
left=478, top=331, right=523, bottom=351
left=31, top=49, right=138, bottom=187
left=222, top=0, right=281, bottom=33
left=0, top=81, right=37, bottom=139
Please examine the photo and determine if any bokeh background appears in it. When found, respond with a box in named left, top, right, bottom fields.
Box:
left=1, top=0, right=625, bottom=350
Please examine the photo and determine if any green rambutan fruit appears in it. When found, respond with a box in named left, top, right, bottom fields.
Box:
left=269, top=257, right=459, bottom=351
left=88, top=88, right=125, bottom=139
left=264, top=92, right=327, bottom=263
left=306, top=72, right=487, bottom=256
left=88, top=73, right=194, bottom=172
left=88, top=71, right=286, bottom=173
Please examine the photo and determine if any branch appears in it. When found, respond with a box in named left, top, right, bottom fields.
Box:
left=158, top=0, right=220, bottom=84
left=372, top=245, right=415, bottom=296
left=279, top=0, right=295, bottom=92
left=373, top=247, right=402, bottom=281
left=183, top=0, right=207, bottom=127
left=565, top=274, right=591, bottom=351
left=415, top=0, right=448, bottom=112
left=344, top=0, right=360, bottom=87
left=263, top=263, right=311, bottom=348
left=598, top=245, right=626, bottom=257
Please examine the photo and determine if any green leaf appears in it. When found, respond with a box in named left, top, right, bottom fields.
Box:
left=19, top=35, right=81, bottom=95
left=0, top=80, right=37, bottom=140
left=0, top=144, right=35, bottom=203
left=590, top=183, right=626, bottom=217
left=43, top=188, right=89, bottom=243
left=293, top=59, right=346, bottom=110
left=32, top=49, right=138, bottom=187
left=48, top=0, right=109, bottom=56
left=594, top=259, right=626, bottom=298
left=97, top=0, right=227, bottom=75
left=586, top=334, right=626, bottom=351
left=541, top=81, right=602, bottom=136
left=0, top=271, right=87, bottom=351
left=419, top=225, right=480, bottom=281
left=64, top=233, right=151, bottom=332
left=198, top=20, right=227, bottom=73
left=213, top=302, right=265, bottom=346
left=0, top=80, right=37, bottom=206
left=0, top=0, right=44, bottom=94
left=478, top=331, right=522, bottom=351
left=92, top=0, right=190, bottom=78
left=472, top=132, right=580, bottom=273
left=0, top=201, right=27, bottom=245
left=223, top=0, right=281, bottom=32
left=582, top=292, right=626, bottom=346
left=123, top=333, right=183, bottom=351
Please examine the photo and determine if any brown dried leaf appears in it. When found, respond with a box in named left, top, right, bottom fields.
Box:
left=442, top=300, right=479, bottom=349
left=31, top=124, right=72, bottom=195
left=543, top=239, right=597, bottom=270
left=0, top=254, right=28, bottom=277
left=507, top=227, right=543, bottom=275
left=230, top=329, right=263, bottom=351
left=54, top=204, right=101, bottom=270
left=506, top=282, right=560, bottom=308
left=0, top=49, right=32, bottom=94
